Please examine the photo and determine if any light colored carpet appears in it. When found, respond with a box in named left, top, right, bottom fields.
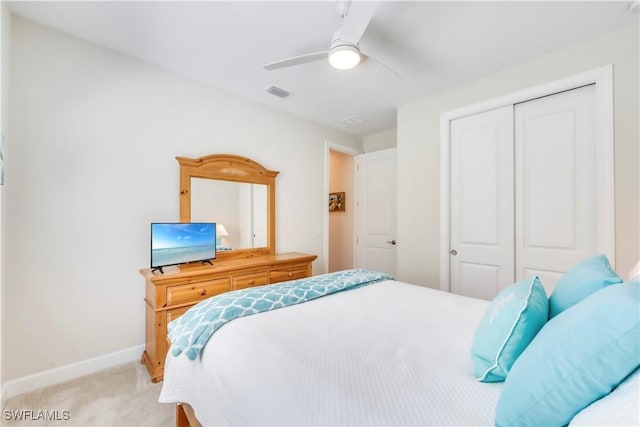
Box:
left=2, top=362, right=174, bottom=426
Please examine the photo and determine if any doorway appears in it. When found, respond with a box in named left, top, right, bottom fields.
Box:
left=324, top=142, right=360, bottom=274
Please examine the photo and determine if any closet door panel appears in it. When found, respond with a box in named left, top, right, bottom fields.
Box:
left=515, top=85, right=596, bottom=295
left=523, top=268, right=564, bottom=296
left=450, top=106, right=514, bottom=299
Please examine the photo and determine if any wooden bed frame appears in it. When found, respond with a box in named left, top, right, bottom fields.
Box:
left=176, top=403, right=202, bottom=427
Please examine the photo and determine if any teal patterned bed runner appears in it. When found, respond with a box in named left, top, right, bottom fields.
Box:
left=168, top=269, right=394, bottom=360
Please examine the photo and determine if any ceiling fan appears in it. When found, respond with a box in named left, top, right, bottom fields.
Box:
left=262, top=1, right=403, bottom=80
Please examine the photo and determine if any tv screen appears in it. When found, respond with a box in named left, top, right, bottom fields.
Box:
left=151, top=223, right=217, bottom=270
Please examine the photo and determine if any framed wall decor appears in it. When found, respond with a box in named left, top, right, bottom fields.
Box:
left=328, top=192, right=345, bottom=212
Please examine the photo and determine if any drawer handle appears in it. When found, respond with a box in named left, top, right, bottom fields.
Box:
left=288, top=272, right=294, bottom=277
left=199, top=289, right=207, bottom=296
left=249, top=280, right=255, bottom=285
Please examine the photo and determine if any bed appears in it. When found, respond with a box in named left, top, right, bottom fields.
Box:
left=159, top=264, right=640, bottom=426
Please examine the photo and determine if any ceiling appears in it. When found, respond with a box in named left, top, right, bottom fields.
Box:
left=7, top=1, right=638, bottom=137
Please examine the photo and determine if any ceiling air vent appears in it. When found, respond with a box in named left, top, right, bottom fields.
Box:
left=265, top=86, right=291, bottom=98
left=340, top=115, right=367, bottom=127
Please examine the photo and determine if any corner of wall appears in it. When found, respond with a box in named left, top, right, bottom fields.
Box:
left=0, top=1, right=13, bottom=407
left=362, top=128, right=397, bottom=153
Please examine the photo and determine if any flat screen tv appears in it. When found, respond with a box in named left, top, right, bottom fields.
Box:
left=151, top=223, right=217, bottom=273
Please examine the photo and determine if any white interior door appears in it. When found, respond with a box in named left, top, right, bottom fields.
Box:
left=515, top=84, right=597, bottom=295
left=450, top=106, right=514, bottom=300
left=355, top=148, right=397, bottom=276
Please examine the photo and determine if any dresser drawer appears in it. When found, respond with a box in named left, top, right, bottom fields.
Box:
left=166, top=278, right=230, bottom=307
left=232, top=272, right=268, bottom=290
left=269, top=264, right=309, bottom=283
left=167, top=305, right=191, bottom=324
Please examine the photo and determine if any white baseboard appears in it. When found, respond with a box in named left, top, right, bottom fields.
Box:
left=1, top=344, right=145, bottom=404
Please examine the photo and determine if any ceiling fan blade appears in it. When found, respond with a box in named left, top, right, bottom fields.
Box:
left=263, top=51, right=328, bottom=70
left=338, top=1, right=377, bottom=44
left=364, top=54, right=404, bottom=81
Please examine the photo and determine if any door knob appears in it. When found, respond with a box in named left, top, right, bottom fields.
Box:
left=386, top=240, right=397, bottom=245
left=450, top=249, right=458, bottom=256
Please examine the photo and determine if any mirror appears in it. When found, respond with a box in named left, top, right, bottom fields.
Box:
left=190, top=179, right=268, bottom=250
left=177, top=154, right=279, bottom=260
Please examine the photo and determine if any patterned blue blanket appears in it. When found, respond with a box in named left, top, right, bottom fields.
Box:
left=168, top=269, right=394, bottom=360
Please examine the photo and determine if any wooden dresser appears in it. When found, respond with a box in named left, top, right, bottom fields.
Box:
left=140, top=252, right=317, bottom=382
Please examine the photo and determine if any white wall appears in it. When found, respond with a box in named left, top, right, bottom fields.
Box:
left=4, top=17, right=361, bottom=383
left=363, top=128, right=396, bottom=152
left=0, top=1, right=12, bottom=402
left=397, top=23, right=639, bottom=287
left=328, top=150, right=354, bottom=272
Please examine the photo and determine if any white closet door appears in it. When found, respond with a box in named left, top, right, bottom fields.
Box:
left=515, top=84, right=596, bottom=295
left=450, top=106, right=514, bottom=300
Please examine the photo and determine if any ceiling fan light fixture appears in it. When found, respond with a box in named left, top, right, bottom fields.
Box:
left=328, top=44, right=361, bottom=70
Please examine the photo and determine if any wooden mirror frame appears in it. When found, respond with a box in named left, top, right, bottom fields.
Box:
left=177, top=154, right=279, bottom=260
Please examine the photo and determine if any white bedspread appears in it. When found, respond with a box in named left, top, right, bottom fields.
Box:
left=159, top=280, right=503, bottom=426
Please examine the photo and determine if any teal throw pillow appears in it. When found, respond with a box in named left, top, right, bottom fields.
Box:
left=495, top=283, right=640, bottom=427
left=470, top=277, right=548, bottom=382
left=549, top=254, right=622, bottom=318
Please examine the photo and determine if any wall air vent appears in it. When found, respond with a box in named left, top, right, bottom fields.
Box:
left=340, top=115, right=367, bottom=127
left=265, top=86, right=291, bottom=98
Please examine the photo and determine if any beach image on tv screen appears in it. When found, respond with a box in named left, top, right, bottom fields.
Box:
left=151, top=223, right=216, bottom=267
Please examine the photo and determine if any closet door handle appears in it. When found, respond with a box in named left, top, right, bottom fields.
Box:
left=450, top=249, right=458, bottom=256
left=386, top=240, right=397, bottom=245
